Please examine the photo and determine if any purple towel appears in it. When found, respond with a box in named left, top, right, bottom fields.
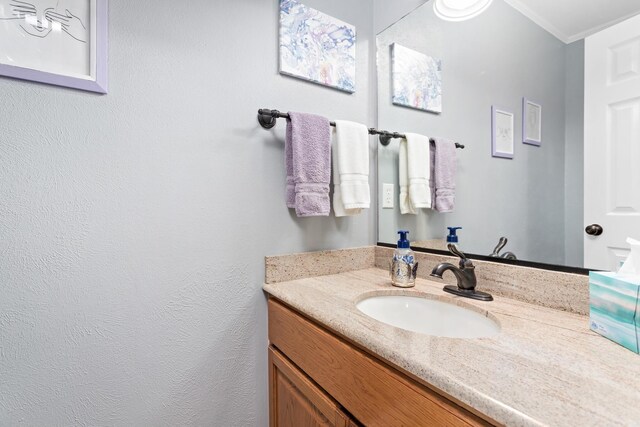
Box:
left=285, top=111, right=331, bottom=217
left=430, top=137, right=457, bottom=213
left=285, top=119, right=296, bottom=209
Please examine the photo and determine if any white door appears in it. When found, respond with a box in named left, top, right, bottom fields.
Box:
left=585, top=13, right=640, bottom=271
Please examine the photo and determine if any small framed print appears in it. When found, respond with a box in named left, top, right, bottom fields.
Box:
left=492, top=106, right=514, bottom=159
left=522, top=98, right=542, bottom=145
left=0, top=0, right=108, bottom=93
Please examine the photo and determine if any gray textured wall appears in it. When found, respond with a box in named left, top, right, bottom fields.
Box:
left=377, top=0, right=578, bottom=265
left=564, top=41, right=585, bottom=267
left=0, top=0, right=374, bottom=425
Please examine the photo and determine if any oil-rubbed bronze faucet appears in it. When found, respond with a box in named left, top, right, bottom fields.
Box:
left=490, top=237, right=517, bottom=260
left=430, top=244, right=493, bottom=301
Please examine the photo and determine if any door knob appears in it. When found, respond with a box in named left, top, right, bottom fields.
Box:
left=585, top=224, right=603, bottom=236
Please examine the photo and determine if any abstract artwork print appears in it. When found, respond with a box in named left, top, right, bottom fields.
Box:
left=391, top=43, right=442, bottom=113
left=279, top=0, right=356, bottom=93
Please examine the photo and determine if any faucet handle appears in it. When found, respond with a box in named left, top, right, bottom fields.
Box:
left=448, top=243, right=474, bottom=268
left=447, top=243, right=466, bottom=259
left=491, top=237, right=508, bottom=256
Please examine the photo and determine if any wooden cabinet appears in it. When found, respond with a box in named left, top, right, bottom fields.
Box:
left=269, top=347, right=356, bottom=427
left=268, top=298, right=496, bottom=427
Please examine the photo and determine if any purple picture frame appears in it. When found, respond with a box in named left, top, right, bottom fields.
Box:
left=491, top=105, right=514, bottom=159
left=522, top=97, right=542, bottom=146
left=0, top=0, right=108, bottom=94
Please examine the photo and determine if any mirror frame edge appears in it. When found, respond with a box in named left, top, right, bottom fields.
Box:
left=377, top=242, right=592, bottom=276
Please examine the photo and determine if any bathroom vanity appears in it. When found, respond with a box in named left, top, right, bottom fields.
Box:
left=268, top=298, right=490, bottom=426
left=263, top=3, right=640, bottom=421
left=263, top=248, right=640, bottom=427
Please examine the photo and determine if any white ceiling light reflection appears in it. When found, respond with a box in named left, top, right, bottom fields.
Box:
left=434, top=0, right=493, bottom=22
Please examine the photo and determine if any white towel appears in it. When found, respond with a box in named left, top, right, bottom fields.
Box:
left=332, top=121, right=370, bottom=217
left=398, top=139, right=416, bottom=214
left=405, top=132, right=431, bottom=209
left=332, top=139, right=360, bottom=217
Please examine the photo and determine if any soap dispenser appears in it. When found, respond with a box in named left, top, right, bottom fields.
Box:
left=390, top=230, right=418, bottom=288
left=447, top=227, right=462, bottom=244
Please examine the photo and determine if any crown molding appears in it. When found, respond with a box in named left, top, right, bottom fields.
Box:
left=502, top=0, right=570, bottom=43
left=566, top=10, right=640, bottom=43
left=503, top=0, right=640, bottom=44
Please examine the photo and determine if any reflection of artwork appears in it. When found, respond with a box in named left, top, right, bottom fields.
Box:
left=492, top=106, right=514, bottom=159
left=391, top=43, right=442, bottom=113
left=523, top=98, right=542, bottom=146
left=0, top=0, right=108, bottom=93
left=279, top=0, right=356, bottom=93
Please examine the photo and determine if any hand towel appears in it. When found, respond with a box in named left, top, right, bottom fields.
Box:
left=398, top=139, right=416, bottom=215
left=430, top=137, right=457, bottom=212
left=286, top=111, right=331, bottom=217
left=332, top=146, right=360, bottom=217
left=332, top=120, right=370, bottom=217
left=285, top=120, right=296, bottom=209
left=405, top=132, right=432, bottom=209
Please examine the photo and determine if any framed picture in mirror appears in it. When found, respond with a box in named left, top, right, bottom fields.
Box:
left=523, top=98, right=542, bottom=145
left=390, top=43, right=442, bottom=113
left=491, top=106, right=514, bottom=159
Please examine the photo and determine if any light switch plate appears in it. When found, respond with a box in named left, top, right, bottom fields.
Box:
left=382, top=183, right=394, bottom=208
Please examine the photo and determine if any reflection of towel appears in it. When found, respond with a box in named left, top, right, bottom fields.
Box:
left=285, top=111, right=331, bottom=217
left=405, top=132, right=431, bottom=209
left=430, top=137, right=457, bottom=212
left=332, top=120, right=370, bottom=217
left=398, top=139, right=416, bottom=214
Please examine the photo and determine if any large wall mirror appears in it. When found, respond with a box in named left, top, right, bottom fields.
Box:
left=377, top=0, right=640, bottom=272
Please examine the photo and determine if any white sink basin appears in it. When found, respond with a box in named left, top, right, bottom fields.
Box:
left=356, top=295, right=500, bottom=338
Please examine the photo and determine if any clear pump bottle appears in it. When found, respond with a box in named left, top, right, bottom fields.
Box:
left=390, top=230, right=418, bottom=287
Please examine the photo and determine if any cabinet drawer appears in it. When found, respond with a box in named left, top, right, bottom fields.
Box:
left=268, top=299, right=494, bottom=427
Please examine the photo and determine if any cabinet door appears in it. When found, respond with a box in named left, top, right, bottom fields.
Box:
left=269, top=346, right=353, bottom=427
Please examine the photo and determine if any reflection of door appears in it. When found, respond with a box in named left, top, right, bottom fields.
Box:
left=585, top=14, right=640, bottom=271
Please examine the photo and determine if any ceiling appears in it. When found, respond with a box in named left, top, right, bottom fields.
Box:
left=503, top=0, right=640, bottom=43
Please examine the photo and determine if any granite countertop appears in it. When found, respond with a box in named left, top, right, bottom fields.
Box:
left=263, top=267, right=640, bottom=427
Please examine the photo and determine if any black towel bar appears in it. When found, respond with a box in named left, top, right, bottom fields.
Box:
left=257, top=108, right=464, bottom=149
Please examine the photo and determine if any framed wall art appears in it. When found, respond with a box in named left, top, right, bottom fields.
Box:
left=0, top=0, right=108, bottom=93
left=391, top=43, right=442, bottom=113
left=279, top=0, right=356, bottom=93
left=492, top=106, right=514, bottom=159
left=522, top=98, right=542, bottom=146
